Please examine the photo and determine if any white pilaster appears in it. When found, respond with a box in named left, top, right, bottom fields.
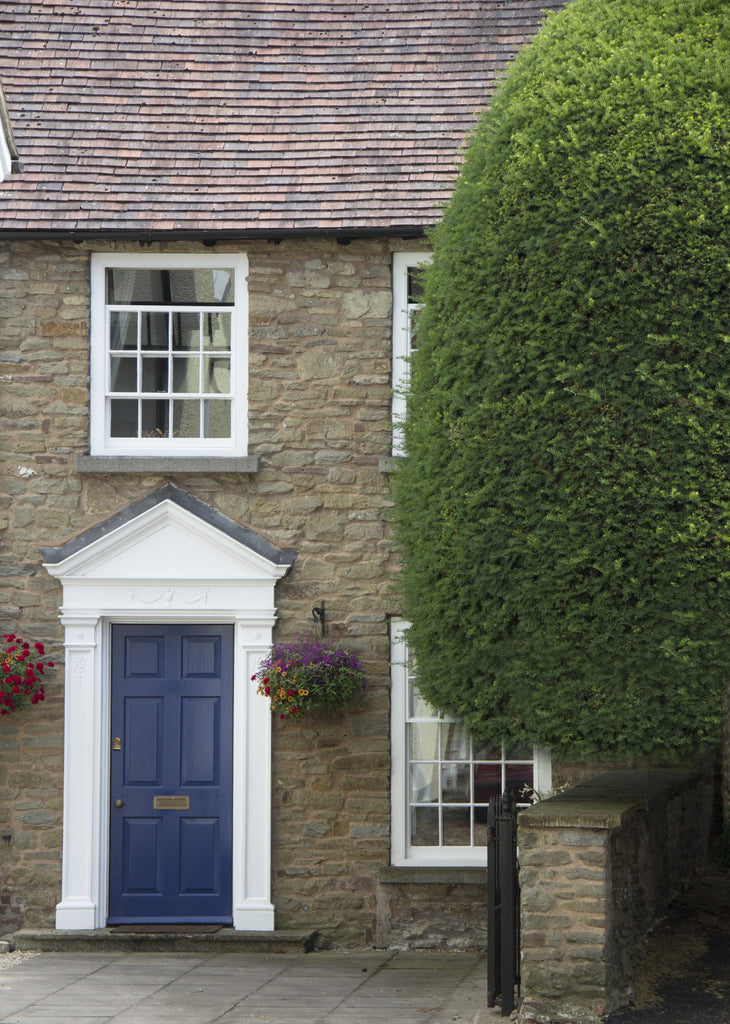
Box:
left=232, top=622, right=275, bottom=930
left=45, top=496, right=294, bottom=932
left=55, top=616, right=102, bottom=930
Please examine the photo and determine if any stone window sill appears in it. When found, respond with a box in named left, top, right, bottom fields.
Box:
left=379, top=455, right=402, bottom=474
left=75, top=456, right=261, bottom=474
left=378, top=866, right=487, bottom=886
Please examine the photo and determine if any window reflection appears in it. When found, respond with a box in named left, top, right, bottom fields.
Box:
left=406, top=681, right=536, bottom=853
left=103, top=269, right=233, bottom=442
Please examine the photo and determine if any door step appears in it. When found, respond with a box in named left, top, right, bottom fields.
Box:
left=9, top=927, right=326, bottom=954
left=110, top=924, right=223, bottom=934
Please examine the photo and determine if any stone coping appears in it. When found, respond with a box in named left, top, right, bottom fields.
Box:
left=518, top=767, right=709, bottom=830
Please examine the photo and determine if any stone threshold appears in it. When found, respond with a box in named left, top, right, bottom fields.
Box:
left=9, top=927, right=324, bottom=954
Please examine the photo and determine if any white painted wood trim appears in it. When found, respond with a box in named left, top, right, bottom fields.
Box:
left=232, top=626, right=276, bottom=930
left=47, top=498, right=291, bottom=931
left=390, top=619, right=552, bottom=867
left=55, top=617, right=102, bottom=930
left=89, top=252, right=249, bottom=458
left=391, top=251, right=431, bottom=456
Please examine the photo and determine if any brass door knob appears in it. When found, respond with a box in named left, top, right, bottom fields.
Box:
left=114, top=799, right=124, bottom=809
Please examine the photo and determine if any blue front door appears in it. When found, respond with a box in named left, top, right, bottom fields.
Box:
left=108, top=624, right=234, bottom=924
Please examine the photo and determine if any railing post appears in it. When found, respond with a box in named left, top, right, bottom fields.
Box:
left=499, top=790, right=518, bottom=1016
left=487, top=790, right=521, bottom=1017
left=487, top=795, right=500, bottom=1007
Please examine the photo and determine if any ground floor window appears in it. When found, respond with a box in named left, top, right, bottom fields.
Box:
left=390, top=620, right=551, bottom=866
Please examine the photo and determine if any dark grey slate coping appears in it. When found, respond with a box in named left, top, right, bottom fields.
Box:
left=40, top=482, right=298, bottom=568
left=378, top=867, right=486, bottom=886
left=75, top=455, right=260, bottom=474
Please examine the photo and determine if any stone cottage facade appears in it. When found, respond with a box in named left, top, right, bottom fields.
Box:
left=0, top=0, right=565, bottom=946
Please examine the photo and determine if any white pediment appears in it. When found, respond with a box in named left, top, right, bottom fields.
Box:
left=43, top=491, right=295, bottom=585
left=46, top=485, right=289, bottom=933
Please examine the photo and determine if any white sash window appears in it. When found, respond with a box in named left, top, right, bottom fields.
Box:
left=390, top=621, right=551, bottom=866
left=90, top=253, right=248, bottom=457
left=391, top=252, right=431, bottom=455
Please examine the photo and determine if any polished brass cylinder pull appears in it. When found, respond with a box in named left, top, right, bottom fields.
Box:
left=114, top=799, right=124, bottom=808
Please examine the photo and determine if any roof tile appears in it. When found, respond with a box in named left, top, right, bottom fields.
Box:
left=1, top=0, right=566, bottom=235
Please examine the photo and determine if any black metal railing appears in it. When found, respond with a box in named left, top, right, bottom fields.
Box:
left=487, top=790, right=520, bottom=1017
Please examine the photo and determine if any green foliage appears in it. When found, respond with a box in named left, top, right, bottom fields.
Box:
left=393, top=0, right=730, bottom=759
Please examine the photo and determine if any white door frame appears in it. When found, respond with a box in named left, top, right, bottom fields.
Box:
left=42, top=488, right=295, bottom=931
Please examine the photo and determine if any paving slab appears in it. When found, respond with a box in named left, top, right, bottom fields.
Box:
left=0, top=949, right=500, bottom=1024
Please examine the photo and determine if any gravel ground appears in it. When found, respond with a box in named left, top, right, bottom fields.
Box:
left=608, top=861, right=730, bottom=1024
left=0, top=949, right=39, bottom=972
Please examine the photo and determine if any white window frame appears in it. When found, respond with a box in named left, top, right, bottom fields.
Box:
left=392, top=251, right=431, bottom=455
left=390, top=620, right=551, bottom=867
left=0, top=84, right=17, bottom=182
left=0, top=123, right=12, bottom=182
left=90, top=252, right=249, bottom=457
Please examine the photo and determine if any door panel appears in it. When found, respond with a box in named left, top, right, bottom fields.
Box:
left=123, top=818, right=162, bottom=893
left=180, top=697, right=219, bottom=784
left=108, top=624, right=233, bottom=924
left=124, top=697, right=163, bottom=785
left=179, top=818, right=220, bottom=892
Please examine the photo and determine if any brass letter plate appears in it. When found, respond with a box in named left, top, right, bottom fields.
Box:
left=153, top=795, right=190, bottom=810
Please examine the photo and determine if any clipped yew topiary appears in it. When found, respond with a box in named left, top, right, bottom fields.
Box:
left=393, top=0, right=730, bottom=762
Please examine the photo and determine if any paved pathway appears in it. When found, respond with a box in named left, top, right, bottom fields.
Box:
left=0, top=949, right=493, bottom=1024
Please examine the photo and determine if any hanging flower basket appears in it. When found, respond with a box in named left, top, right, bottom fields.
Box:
left=0, top=633, right=53, bottom=717
left=253, top=635, right=367, bottom=720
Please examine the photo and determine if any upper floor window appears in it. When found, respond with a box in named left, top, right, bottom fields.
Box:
left=391, top=251, right=431, bottom=455
left=390, top=621, right=551, bottom=866
left=0, top=83, right=19, bottom=182
left=90, top=253, right=248, bottom=457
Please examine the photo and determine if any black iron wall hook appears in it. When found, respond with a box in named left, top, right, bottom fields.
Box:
left=312, top=602, right=326, bottom=636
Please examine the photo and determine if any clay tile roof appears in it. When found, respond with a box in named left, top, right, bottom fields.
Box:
left=0, top=0, right=566, bottom=236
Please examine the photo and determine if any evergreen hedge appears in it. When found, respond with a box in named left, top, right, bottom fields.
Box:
left=393, top=0, right=730, bottom=759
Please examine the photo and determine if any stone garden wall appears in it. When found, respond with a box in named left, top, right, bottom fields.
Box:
left=0, top=236, right=492, bottom=946
left=517, top=767, right=714, bottom=1023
